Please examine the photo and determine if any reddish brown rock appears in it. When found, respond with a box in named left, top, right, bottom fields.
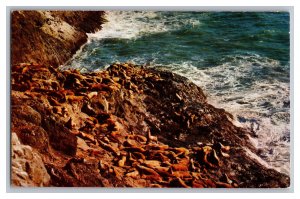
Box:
left=8, top=11, right=290, bottom=188
left=11, top=11, right=105, bottom=66
left=10, top=63, right=289, bottom=188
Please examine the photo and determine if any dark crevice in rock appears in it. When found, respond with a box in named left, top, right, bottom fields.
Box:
left=10, top=11, right=289, bottom=188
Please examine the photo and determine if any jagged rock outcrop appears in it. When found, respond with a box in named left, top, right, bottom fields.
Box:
left=11, top=63, right=290, bottom=187
left=11, top=11, right=105, bottom=66
left=10, top=10, right=289, bottom=188
left=11, top=132, right=51, bottom=187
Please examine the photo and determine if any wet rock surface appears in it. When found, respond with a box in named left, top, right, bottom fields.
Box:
left=11, top=63, right=290, bottom=188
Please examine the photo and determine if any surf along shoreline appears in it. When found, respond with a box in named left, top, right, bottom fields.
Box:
left=10, top=11, right=290, bottom=188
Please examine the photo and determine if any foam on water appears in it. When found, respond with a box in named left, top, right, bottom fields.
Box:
left=155, top=55, right=290, bottom=175
left=88, top=11, right=201, bottom=40
left=63, top=11, right=202, bottom=71
left=64, top=11, right=290, bottom=175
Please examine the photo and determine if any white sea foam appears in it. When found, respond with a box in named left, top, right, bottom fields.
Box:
left=244, top=147, right=274, bottom=170
left=64, top=11, right=203, bottom=71
left=65, top=11, right=290, bottom=175
left=60, top=43, right=90, bottom=72
left=88, top=11, right=201, bottom=40
left=154, top=55, right=290, bottom=175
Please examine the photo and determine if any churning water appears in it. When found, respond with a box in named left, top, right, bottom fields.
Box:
left=63, top=11, right=290, bottom=175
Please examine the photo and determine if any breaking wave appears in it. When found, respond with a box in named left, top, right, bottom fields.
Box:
left=155, top=55, right=290, bottom=174
left=63, top=11, right=290, bottom=175
left=88, top=11, right=202, bottom=40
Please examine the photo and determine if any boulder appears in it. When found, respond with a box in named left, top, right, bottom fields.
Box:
left=11, top=133, right=50, bottom=187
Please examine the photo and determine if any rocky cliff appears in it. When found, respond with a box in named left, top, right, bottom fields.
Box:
left=10, top=11, right=290, bottom=188
left=11, top=11, right=105, bottom=66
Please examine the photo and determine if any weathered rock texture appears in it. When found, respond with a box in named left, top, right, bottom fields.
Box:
left=11, top=132, right=50, bottom=187
left=11, top=11, right=105, bottom=66
left=11, top=63, right=290, bottom=187
left=10, top=10, right=289, bottom=188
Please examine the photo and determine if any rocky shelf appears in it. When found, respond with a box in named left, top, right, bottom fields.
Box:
left=10, top=11, right=290, bottom=188
left=11, top=63, right=289, bottom=187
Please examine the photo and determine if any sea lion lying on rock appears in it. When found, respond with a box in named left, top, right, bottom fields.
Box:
left=11, top=63, right=289, bottom=188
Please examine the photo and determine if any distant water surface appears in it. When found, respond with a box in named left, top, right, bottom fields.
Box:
left=64, top=11, right=290, bottom=175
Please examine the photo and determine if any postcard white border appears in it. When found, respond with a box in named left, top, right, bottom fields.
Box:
left=1, top=0, right=298, bottom=198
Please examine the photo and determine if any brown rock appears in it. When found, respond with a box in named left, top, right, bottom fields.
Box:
left=11, top=11, right=105, bottom=66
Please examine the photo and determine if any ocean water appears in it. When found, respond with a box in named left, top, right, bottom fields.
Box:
left=63, top=11, right=290, bottom=175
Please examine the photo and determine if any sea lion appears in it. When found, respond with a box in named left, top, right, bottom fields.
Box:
left=112, top=166, right=125, bottom=180
left=147, top=130, right=158, bottom=143
left=81, top=103, right=97, bottom=116
left=189, top=158, right=196, bottom=171
left=136, top=165, right=159, bottom=176
left=87, top=91, right=98, bottom=99
left=21, top=66, right=30, bottom=74
left=125, top=169, right=139, bottom=178
left=123, top=139, right=136, bottom=147
left=209, top=149, right=220, bottom=166
left=145, top=143, right=169, bottom=151
left=171, top=158, right=189, bottom=171
left=90, top=83, right=110, bottom=91
left=109, top=131, right=122, bottom=143
left=141, top=174, right=162, bottom=182
left=137, top=165, right=161, bottom=181
left=132, top=152, right=146, bottom=161
left=153, top=166, right=172, bottom=177
left=214, top=142, right=230, bottom=152
left=201, top=146, right=218, bottom=168
left=102, top=136, right=110, bottom=144
left=172, top=171, right=191, bottom=179
left=48, top=97, right=61, bottom=106
left=220, top=173, right=233, bottom=184
left=174, top=147, right=190, bottom=156
left=157, top=153, right=171, bottom=163
left=99, top=96, right=109, bottom=113
left=150, top=184, right=162, bottom=188
left=128, top=153, right=136, bottom=163
left=66, top=95, right=84, bottom=103
left=102, top=77, right=115, bottom=84
left=75, top=131, right=95, bottom=143
left=112, top=77, right=120, bottom=82
left=220, top=151, right=230, bottom=158
left=142, top=160, right=161, bottom=169
left=98, top=139, right=119, bottom=156
left=118, top=156, right=127, bottom=167
left=127, top=134, right=147, bottom=144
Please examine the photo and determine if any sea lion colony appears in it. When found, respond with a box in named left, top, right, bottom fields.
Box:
left=11, top=63, right=289, bottom=187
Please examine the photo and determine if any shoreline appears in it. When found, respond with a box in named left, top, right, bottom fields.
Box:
left=10, top=11, right=290, bottom=188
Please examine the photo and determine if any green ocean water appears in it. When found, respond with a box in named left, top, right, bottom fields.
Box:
left=65, top=11, right=290, bottom=174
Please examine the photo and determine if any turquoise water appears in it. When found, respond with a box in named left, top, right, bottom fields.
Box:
left=68, top=12, right=289, bottom=71
left=65, top=11, right=290, bottom=174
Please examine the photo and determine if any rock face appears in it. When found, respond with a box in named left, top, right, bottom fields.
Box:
left=11, top=63, right=290, bottom=187
left=10, top=10, right=289, bottom=188
left=11, top=133, right=50, bottom=187
left=11, top=11, right=105, bottom=66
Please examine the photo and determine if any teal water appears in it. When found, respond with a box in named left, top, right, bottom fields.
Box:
left=68, top=12, right=289, bottom=71
left=64, top=11, right=290, bottom=174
